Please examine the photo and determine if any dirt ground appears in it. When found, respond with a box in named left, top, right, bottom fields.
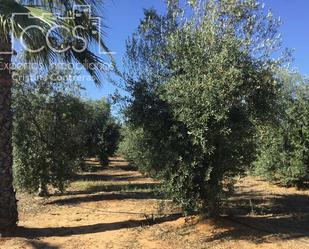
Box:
left=1, top=158, right=308, bottom=249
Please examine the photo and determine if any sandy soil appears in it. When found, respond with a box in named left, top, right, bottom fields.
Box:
left=1, top=157, right=308, bottom=249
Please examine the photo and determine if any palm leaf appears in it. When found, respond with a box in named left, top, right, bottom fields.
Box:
left=0, top=0, right=111, bottom=85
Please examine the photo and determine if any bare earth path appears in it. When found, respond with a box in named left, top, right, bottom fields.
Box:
left=1, top=158, right=308, bottom=249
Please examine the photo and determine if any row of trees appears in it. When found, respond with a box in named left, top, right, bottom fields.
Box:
left=0, top=0, right=307, bottom=233
left=118, top=0, right=308, bottom=216
left=253, top=72, right=309, bottom=187
left=13, top=68, right=120, bottom=196
left=0, top=0, right=110, bottom=231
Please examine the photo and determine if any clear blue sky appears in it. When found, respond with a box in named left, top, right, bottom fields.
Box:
left=83, top=0, right=309, bottom=100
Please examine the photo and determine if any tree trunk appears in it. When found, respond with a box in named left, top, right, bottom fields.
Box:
left=0, top=35, right=18, bottom=232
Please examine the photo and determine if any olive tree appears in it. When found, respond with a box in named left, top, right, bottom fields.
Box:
left=83, top=99, right=120, bottom=167
left=13, top=68, right=87, bottom=195
left=120, top=0, right=286, bottom=215
left=253, top=71, right=309, bottom=187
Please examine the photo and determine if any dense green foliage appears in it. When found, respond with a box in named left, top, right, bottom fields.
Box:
left=84, top=100, right=120, bottom=167
left=13, top=69, right=120, bottom=195
left=119, top=0, right=286, bottom=215
left=13, top=70, right=85, bottom=195
left=8, top=0, right=308, bottom=220
left=253, top=72, right=309, bottom=187
left=0, top=0, right=111, bottom=231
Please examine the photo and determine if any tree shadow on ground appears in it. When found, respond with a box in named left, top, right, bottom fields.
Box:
left=108, top=158, right=138, bottom=171
left=47, top=190, right=162, bottom=205
left=107, top=164, right=138, bottom=172
left=228, top=191, right=309, bottom=217
left=81, top=160, right=102, bottom=172
left=109, top=158, right=128, bottom=163
left=212, top=192, right=309, bottom=243
left=72, top=173, right=145, bottom=182
left=65, top=182, right=161, bottom=196
left=11, top=214, right=182, bottom=239
left=205, top=214, right=309, bottom=244
left=26, top=240, right=59, bottom=249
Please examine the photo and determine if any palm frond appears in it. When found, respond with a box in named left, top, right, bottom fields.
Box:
left=1, top=0, right=111, bottom=85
